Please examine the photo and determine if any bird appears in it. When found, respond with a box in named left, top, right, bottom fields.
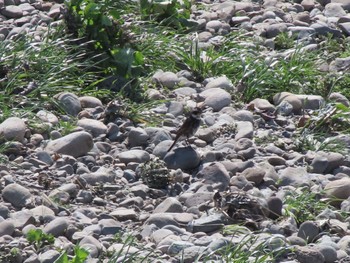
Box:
left=167, top=107, right=202, bottom=152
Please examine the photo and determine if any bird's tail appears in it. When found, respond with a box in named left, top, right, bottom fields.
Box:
left=167, top=140, right=177, bottom=152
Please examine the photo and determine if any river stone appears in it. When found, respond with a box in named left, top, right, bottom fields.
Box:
left=240, top=167, right=265, bottom=185
left=0, top=117, right=26, bottom=142
left=164, top=147, right=201, bottom=170
left=2, top=183, right=32, bottom=208
left=154, top=197, right=183, bottom=213
left=328, top=92, right=350, bottom=106
left=200, top=88, right=231, bottom=111
left=196, top=162, right=230, bottom=191
left=153, top=71, right=179, bottom=89
left=118, top=150, right=150, bottom=164
left=43, top=217, right=69, bottom=237
left=294, top=95, right=325, bottom=110
left=77, top=119, right=107, bottom=137
left=55, top=92, right=82, bottom=116
left=205, top=76, right=234, bottom=91
left=278, top=167, right=309, bottom=187
left=45, top=131, right=93, bottom=158
left=235, top=121, right=254, bottom=140
left=128, top=127, right=150, bottom=147
left=232, top=110, right=254, bottom=123
left=316, top=245, right=337, bottom=263
left=79, top=96, right=103, bottom=108
left=79, top=167, right=116, bottom=185
left=0, top=221, right=15, bottom=237
left=145, top=214, right=180, bottom=228
left=273, top=92, right=302, bottom=114
left=38, top=250, right=60, bottom=263
left=298, top=221, right=320, bottom=243
left=295, top=246, right=325, bottom=263
left=324, top=178, right=350, bottom=204
left=36, top=110, right=59, bottom=124
left=325, top=3, right=346, bottom=16
left=1, top=5, right=23, bottom=18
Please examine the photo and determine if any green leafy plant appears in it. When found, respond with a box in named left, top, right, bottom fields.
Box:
left=283, top=189, right=331, bottom=225
left=26, top=229, right=55, bottom=251
left=55, top=245, right=89, bottom=263
left=274, top=32, right=294, bottom=50
left=140, top=0, right=193, bottom=29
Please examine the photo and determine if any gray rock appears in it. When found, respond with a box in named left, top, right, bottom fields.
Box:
left=79, top=167, right=116, bottom=185
left=1, top=5, right=23, bottom=18
left=325, top=2, right=346, bottom=16
left=2, top=183, right=32, bottom=208
left=295, top=95, right=325, bottom=110
left=154, top=197, right=183, bottom=213
left=167, top=101, right=184, bottom=117
left=266, top=23, right=288, bottom=38
left=99, top=218, right=122, bottom=235
left=164, top=147, right=201, bottom=170
left=151, top=228, right=174, bottom=245
left=310, top=21, right=342, bottom=37
left=232, top=110, right=254, bottom=123
left=329, top=56, right=350, bottom=72
left=36, top=110, right=59, bottom=124
left=38, top=250, right=60, bottom=263
left=76, top=190, right=93, bottom=203
left=43, top=217, right=69, bottom=237
left=241, top=167, right=265, bottom=185
left=310, top=154, right=328, bottom=174
left=109, top=208, right=137, bottom=221
left=289, top=26, right=316, bottom=39
left=274, top=92, right=302, bottom=114
left=328, top=92, right=350, bottom=106
left=298, top=221, right=320, bottom=243
left=235, top=121, right=254, bottom=140
left=339, top=22, right=350, bottom=36
left=128, top=127, right=149, bottom=147
left=295, top=246, right=325, bottom=263
left=118, top=149, right=150, bottom=164
left=55, top=92, right=81, bottom=116
left=188, top=214, right=226, bottom=233
left=230, top=175, right=253, bottom=190
left=200, top=88, right=231, bottom=112
left=205, top=76, right=234, bottom=91
left=79, top=96, right=103, bottom=108
left=278, top=167, right=309, bottom=187
left=181, top=246, right=207, bottom=263
left=234, top=138, right=253, bottom=152
left=45, top=131, right=93, bottom=158
left=153, top=71, right=179, bottom=89
left=248, top=98, right=275, bottom=112
left=324, top=178, right=350, bottom=203
left=168, top=241, right=193, bottom=256
left=0, top=221, right=15, bottom=236
left=77, top=119, right=107, bottom=137
left=0, top=117, right=26, bottom=142
left=197, top=127, right=216, bottom=143
left=338, top=235, right=350, bottom=254
left=267, top=196, right=283, bottom=219
left=80, top=236, right=102, bottom=258
left=0, top=205, right=10, bottom=219
left=182, top=192, right=214, bottom=208
left=10, top=210, right=36, bottom=228
left=316, top=245, right=337, bottom=263
left=145, top=213, right=180, bottom=228
left=196, top=162, right=230, bottom=191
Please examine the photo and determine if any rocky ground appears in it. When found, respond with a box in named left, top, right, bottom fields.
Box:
left=2, top=0, right=350, bottom=262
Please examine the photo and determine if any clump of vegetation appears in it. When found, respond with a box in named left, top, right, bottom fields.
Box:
left=283, top=189, right=331, bottom=225
left=26, top=229, right=55, bottom=251
left=137, top=157, right=171, bottom=189
left=56, top=245, right=89, bottom=263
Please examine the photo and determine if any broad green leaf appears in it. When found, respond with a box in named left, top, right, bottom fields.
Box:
left=54, top=251, right=69, bottom=263
left=134, top=51, right=144, bottom=65
left=109, top=9, right=121, bottom=20
left=101, top=15, right=112, bottom=26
